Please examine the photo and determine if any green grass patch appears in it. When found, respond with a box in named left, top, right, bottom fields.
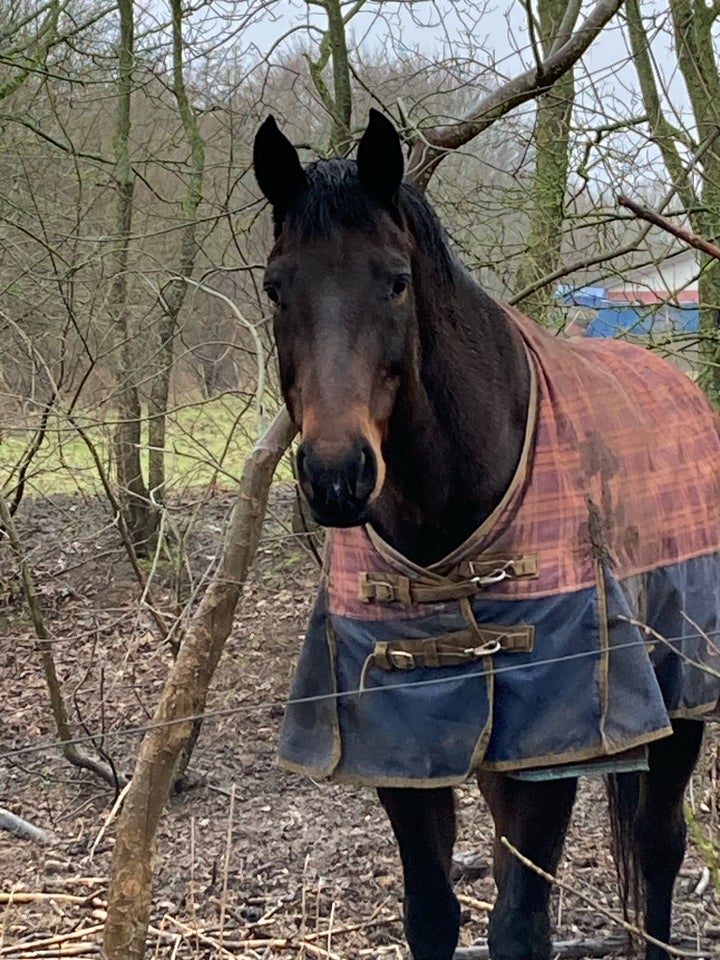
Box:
left=0, top=396, right=293, bottom=497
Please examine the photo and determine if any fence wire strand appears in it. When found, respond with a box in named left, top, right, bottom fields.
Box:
left=3, top=623, right=720, bottom=764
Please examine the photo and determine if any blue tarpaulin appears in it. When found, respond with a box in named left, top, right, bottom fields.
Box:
left=556, top=285, right=698, bottom=337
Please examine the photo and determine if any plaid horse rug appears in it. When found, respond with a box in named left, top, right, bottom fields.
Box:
left=279, top=306, right=720, bottom=786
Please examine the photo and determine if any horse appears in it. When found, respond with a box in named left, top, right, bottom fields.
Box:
left=252, top=109, right=720, bottom=960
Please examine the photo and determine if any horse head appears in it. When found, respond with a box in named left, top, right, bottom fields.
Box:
left=253, top=111, right=415, bottom=527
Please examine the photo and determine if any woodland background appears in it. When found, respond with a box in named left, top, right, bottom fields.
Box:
left=3, top=1, right=720, bottom=957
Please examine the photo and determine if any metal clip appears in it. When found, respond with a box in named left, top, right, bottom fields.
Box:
left=360, top=573, right=397, bottom=603
left=472, top=565, right=510, bottom=586
left=463, top=640, right=502, bottom=657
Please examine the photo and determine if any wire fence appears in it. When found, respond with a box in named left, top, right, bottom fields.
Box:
left=3, top=623, right=719, bottom=764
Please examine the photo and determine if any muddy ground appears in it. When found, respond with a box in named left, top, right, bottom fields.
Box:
left=1, top=488, right=720, bottom=958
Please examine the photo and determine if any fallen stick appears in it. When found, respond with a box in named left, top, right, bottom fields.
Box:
left=4, top=947, right=101, bottom=959
left=457, top=894, right=493, bottom=913
left=217, top=938, right=342, bottom=959
left=617, top=195, right=720, bottom=263
left=157, top=915, right=236, bottom=959
left=694, top=865, right=711, bottom=897
left=0, top=924, right=103, bottom=955
left=0, top=810, right=50, bottom=845
left=455, top=935, right=628, bottom=959
left=299, top=913, right=400, bottom=941
left=163, top=914, right=343, bottom=960
left=0, top=894, right=102, bottom=908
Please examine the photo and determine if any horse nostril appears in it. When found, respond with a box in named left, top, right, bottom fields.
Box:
left=295, top=438, right=376, bottom=523
left=354, top=443, right=376, bottom=501
left=295, top=443, right=314, bottom=499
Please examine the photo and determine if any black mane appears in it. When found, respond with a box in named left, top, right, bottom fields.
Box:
left=280, top=158, right=454, bottom=289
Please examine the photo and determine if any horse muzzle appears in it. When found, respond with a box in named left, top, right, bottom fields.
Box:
left=296, top=438, right=377, bottom=527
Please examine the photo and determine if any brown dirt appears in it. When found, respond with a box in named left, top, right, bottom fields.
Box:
left=1, top=488, right=720, bottom=958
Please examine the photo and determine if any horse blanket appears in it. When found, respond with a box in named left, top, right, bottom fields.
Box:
left=279, top=306, right=720, bottom=786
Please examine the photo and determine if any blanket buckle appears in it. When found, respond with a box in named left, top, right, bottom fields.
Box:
left=387, top=650, right=416, bottom=669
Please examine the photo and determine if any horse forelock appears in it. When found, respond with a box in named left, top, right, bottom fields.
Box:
left=278, top=159, right=455, bottom=293
left=281, top=158, right=391, bottom=239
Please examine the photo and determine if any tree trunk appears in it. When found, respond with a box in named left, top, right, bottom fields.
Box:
left=146, top=0, right=205, bottom=508
left=670, top=0, right=720, bottom=404
left=111, top=0, right=151, bottom=551
left=513, top=0, right=578, bottom=325
left=102, top=407, right=297, bottom=960
left=626, top=0, right=720, bottom=401
left=305, top=0, right=357, bottom=154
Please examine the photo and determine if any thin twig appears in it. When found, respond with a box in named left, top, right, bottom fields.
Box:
left=456, top=893, right=493, bottom=913
left=218, top=783, right=236, bottom=949
left=89, top=780, right=132, bottom=860
left=0, top=494, right=118, bottom=787
left=500, top=836, right=706, bottom=958
left=617, top=195, right=720, bottom=262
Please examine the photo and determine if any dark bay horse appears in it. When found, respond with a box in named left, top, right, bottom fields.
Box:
left=253, top=110, right=714, bottom=960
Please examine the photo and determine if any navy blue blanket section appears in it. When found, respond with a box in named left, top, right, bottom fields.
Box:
left=278, top=555, right=720, bottom=787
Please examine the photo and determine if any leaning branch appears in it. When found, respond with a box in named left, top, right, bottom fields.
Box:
left=617, top=195, right=720, bottom=263
left=405, top=0, right=624, bottom=189
left=103, top=407, right=297, bottom=960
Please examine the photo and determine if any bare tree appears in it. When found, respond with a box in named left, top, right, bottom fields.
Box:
left=513, top=0, right=579, bottom=324
left=102, top=408, right=296, bottom=960
left=110, top=0, right=151, bottom=550
left=625, top=0, right=720, bottom=401
left=146, top=0, right=206, bottom=515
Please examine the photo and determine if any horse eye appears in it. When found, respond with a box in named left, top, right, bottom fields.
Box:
left=391, top=276, right=409, bottom=299
left=264, top=283, right=279, bottom=304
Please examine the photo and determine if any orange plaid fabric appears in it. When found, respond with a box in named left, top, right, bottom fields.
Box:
left=326, top=305, right=720, bottom=619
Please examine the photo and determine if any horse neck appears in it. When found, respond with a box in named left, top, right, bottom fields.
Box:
left=370, top=270, right=531, bottom=567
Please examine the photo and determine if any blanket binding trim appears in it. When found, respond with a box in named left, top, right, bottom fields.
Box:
left=364, top=326, right=540, bottom=578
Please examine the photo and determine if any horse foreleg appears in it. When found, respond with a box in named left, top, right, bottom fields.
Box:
left=478, top=772, right=577, bottom=960
left=377, top=786, right=460, bottom=960
left=635, top=719, right=703, bottom=960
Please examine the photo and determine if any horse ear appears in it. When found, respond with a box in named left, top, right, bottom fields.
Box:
left=356, top=109, right=404, bottom=201
left=253, top=115, right=307, bottom=211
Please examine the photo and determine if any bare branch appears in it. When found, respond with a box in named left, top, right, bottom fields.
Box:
left=406, top=0, right=625, bottom=188
left=501, top=837, right=705, bottom=958
left=0, top=492, right=121, bottom=789
left=618, top=195, right=720, bottom=262
left=103, top=407, right=297, bottom=959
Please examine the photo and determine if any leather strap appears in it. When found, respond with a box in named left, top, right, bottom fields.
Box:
left=359, top=554, right=538, bottom=606
left=359, top=624, right=534, bottom=689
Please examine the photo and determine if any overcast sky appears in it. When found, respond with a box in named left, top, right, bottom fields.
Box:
left=231, top=0, right=681, bottom=109
left=174, top=0, right=694, bottom=138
